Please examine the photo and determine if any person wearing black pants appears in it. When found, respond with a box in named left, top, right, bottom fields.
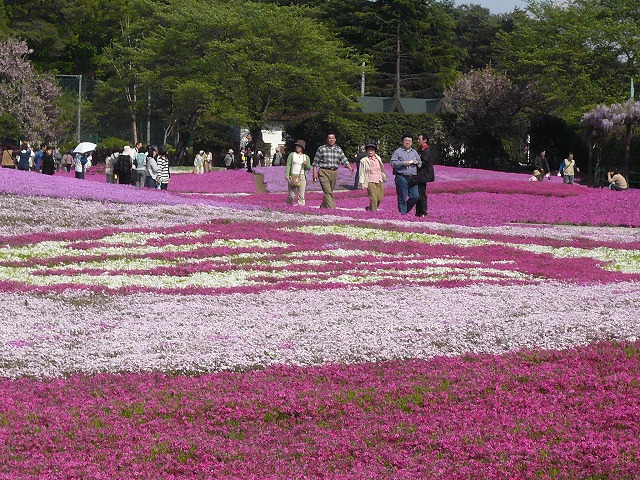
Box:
left=415, top=133, right=435, bottom=217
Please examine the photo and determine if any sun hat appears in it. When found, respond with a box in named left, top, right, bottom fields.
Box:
left=122, top=145, right=133, bottom=158
left=294, top=139, right=306, bottom=150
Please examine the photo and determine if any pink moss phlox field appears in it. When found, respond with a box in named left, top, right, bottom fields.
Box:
left=228, top=186, right=639, bottom=227
left=3, top=161, right=640, bottom=478
left=256, top=164, right=538, bottom=194
left=169, top=170, right=258, bottom=194
left=5, top=164, right=639, bottom=227
left=1, top=341, right=639, bottom=479
left=0, top=167, right=250, bottom=209
left=57, top=164, right=258, bottom=194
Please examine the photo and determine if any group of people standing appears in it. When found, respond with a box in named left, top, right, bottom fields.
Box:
left=2, top=143, right=73, bottom=174
left=105, top=142, right=170, bottom=190
left=531, top=148, right=581, bottom=184
left=532, top=148, right=628, bottom=190
left=285, top=132, right=435, bottom=216
left=193, top=150, right=214, bottom=174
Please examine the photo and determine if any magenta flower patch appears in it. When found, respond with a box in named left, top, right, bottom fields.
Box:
left=2, top=163, right=640, bottom=478
left=1, top=341, right=640, bottom=478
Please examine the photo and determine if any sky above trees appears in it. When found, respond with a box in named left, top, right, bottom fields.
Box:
left=455, top=0, right=527, bottom=14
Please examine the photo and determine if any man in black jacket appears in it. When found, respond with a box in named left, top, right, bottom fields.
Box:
left=534, top=148, right=550, bottom=181
left=415, top=133, right=435, bottom=217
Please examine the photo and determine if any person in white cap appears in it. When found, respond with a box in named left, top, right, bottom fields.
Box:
left=194, top=150, right=205, bottom=174
left=224, top=149, right=235, bottom=169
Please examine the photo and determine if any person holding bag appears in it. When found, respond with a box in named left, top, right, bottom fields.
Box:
left=559, top=152, right=579, bottom=185
left=358, top=143, right=386, bottom=212
left=285, top=140, right=311, bottom=206
left=415, top=133, right=435, bottom=217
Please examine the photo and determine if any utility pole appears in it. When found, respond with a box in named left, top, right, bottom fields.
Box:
left=396, top=21, right=401, bottom=98
left=147, top=89, right=151, bottom=144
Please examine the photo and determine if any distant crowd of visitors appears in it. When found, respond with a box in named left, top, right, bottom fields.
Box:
left=529, top=147, right=628, bottom=190
left=203, top=133, right=286, bottom=174
left=1, top=141, right=171, bottom=189
left=3, top=136, right=629, bottom=214
left=2, top=142, right=67, bottom=175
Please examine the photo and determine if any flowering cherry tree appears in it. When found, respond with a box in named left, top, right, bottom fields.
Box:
left=581, top=101, right=640, bottom=184
left=0, top=37, right=61, bottom=140
left=440, top=66, right=539, bottom=168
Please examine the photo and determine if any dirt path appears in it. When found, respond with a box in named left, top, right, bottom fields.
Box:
left=253, top=172, right=268, bottom=193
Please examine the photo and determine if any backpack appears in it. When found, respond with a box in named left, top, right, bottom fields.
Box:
left=114, top=154, right=125, bottom=175
left=135, top=152, right=147, bottom=170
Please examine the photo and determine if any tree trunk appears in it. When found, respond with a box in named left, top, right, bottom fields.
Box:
left=586, top=129, right=595, bottom=187
left=174, top=113, right=199, bottom=165
left=395, top=21, right=401, bottom=99
left=174, top=128, right=191, bottom=165
left=131, top=83, right=138, bottom=144
left=623, top=123, right=632, bottom=182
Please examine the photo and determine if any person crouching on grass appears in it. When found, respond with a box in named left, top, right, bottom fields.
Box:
left=358, top=143, right=386, bottom=212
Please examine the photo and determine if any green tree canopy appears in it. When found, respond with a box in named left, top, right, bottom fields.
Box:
left=495, top=0, right=640, bottom=121
left=451, top=4, right=515, bottom=73
left=95, top=0, right=363, bottom=156
left=259, top=0, right=462, bottom=98
left=1, top=0, right=131, bottom=74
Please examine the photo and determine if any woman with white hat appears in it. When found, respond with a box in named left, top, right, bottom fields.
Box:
left=224, top=149, right=235, bottom=169
left=285, top=140, right=311, bottom=206
left=194, top=150, right=205, bottom=174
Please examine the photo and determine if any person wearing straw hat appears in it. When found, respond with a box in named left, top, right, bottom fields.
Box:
left=358, top=143, right=386, bottom=212
left=115, top=145, right=134, bottom=184
left=285, top=139, right=311, bottom=206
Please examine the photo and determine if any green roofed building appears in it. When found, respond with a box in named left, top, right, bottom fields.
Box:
left=357, top=96, right=442, bottom=114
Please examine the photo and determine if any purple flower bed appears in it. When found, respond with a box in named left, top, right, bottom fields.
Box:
left=0, top=167, right=250, bottom=209
left=232, top=169, right=640, bottom=227
left=169, top=170, right=258, bottom=194
left=1, top=218, right=639, bottom=296
left=2, top=162, right=640, bottom=478
left=2, top=341, right=639, bottom=479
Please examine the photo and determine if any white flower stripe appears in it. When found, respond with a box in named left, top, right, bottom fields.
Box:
left=2, top=282, right=638, bottom=379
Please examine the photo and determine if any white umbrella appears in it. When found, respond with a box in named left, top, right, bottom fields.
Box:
left=73, top=142, right=97, bottom=154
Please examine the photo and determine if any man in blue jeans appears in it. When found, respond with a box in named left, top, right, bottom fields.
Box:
left=390, top=134, right=422, bottom=214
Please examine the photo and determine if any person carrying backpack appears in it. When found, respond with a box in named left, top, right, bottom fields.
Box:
left=133, top=143, right=147, bottom=187
left=115, top=146, right=134, bottom=184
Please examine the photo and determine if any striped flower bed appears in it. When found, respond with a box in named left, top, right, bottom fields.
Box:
left=1, top=166, right=639, bottom=478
